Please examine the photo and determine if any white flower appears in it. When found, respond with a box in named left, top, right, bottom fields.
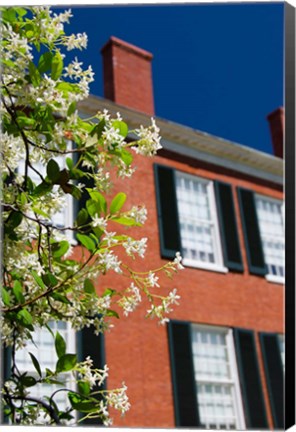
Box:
left=147, top=272, right=160, bottom=288
left=123, top=237, right=147, bottom=258
left=174, top=251, right=184, bottom=270
left=133, top=118, right=162, bottom=156
left=92, top=215, right=107, bottom=230
left=128, top=206, right=147, bottom=225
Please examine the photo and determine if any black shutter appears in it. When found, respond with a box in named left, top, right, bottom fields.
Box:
left=260, top=333, right=284, bottom=428
left=234, top=328, right=268, bottom=429
left=77, top=326, right=105, bottom=425
left=154, top=164, right=181, bottom=259
left=167, top=321, right=200, bottom=427
left=237, top=188, right=267, bottom=275
left=1, top=346, right=12, bottom=423
left=214, top=181, right=243, bottom=272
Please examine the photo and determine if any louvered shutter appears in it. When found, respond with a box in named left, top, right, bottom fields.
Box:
left=237, top=188, right=267, bottom=275
left=167, top=321, right=200, bottom=427
left=77, top=327, right=105, bottom=425
left=1, top=346, right=12, bottom=423
left=154, top=164, right=181, bottom=259
left=260, top=333, right=284, bottom=428
left=234, top=328, right=268, bottom=428
left=214, top=181, right=243, bottom=272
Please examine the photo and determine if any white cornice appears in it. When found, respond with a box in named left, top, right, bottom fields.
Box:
left=78, top=95, right=284, bottom=185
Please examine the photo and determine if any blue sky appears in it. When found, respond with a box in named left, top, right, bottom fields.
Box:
left=54, top=3, right=284, bottom=155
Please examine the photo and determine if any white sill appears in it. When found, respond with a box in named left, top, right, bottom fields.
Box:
left=182, top=258, right=229, bottom=274
left=265, top=274, right=285, bottom=285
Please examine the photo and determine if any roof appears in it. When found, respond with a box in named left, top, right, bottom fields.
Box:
left=78, top=95, right=284, bottom=186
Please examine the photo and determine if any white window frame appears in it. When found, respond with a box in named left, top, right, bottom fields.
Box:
left=191, top=324, right=246, bottom=430
left=175, top=171, right=228, bottom=274
left=255, top=194, right=285, bottom=285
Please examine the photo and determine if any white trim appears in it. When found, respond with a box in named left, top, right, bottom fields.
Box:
left=182, top=258, right=228, bottom=273
left=265, top=274, right=285, bottom=285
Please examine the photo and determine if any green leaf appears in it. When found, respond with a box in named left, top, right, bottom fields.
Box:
left=76, top=208, right=89, bottom=226
left=84, top=279, right=96, bottom=295
left=21, top=375, right=37, bottom=387
left=13, top=280, right=25, bottom=304
left=86, top=189, right=107, bottom=215
left=28, top=61, right=41, bottom=87
left=7, top=211, right=23, bottom=229
left=66, top=157, right=74, bottom=170
left=16, top=116, right=36, bottom=128
left=47, top=159, right=60, bottom=183
left=15, top=7, right=27, bottom=17
left=68, top=392, right=96, bottom=413
left=106, top=309, right=120, bottom=319
left=50, top=292, right=71, bottom=304
left=51, top=240, right=69, bottom=258
left=86, top=199, right=101, bottom=218
left=67, top=101, right=77, bottom=116
left=38, top=51, right=53, bottom=73
left=56, top=82, right=81, bottom=95
left=56, top=354, right=77, bottom=373
left=32, top=181, right=53, bottom=197
left=111, top=216, right=141, bottom=226
left=42, top=271, right=58, bottom=287
left=2, top=287, right=11, bottom=307
left=103, top=288, right=117, bottom=297
left=110, top=192, right=127, bottom=215
left=90, top=120, right=106, bottom=138
left=31, top=270, right=46, bottom=290
left=17, top=308, right=33, bottom=327
left=51, top=51, right=64, bottom=80
left=77, top=381, right=91, bottom=396
left=29, top=352, right=42, bottom=378
left=55, top=331, right=66, bottom=359
left=70, top=184, right=82, bottom=200
left=112, top=120, right=129, bottom=138
left=76, top=234, right=96, bottom=252
left=31, top=206, right=50, bottom=218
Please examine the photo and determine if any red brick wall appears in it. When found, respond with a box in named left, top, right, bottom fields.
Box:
left=82, top=152, right=283, bottom=428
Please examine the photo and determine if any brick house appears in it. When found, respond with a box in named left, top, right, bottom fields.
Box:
left=11, top=36, right=285, bottom=429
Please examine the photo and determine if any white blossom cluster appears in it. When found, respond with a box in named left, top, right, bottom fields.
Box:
left=76, top=357, right=109, bottom=389
left=133, top=118, right=162, bottom=156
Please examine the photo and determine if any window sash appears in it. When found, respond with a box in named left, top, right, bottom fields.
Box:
left=175, top=172, right=225, bottom=270
left=255, top=195, right=284, bottom=280
left=191, top=325, right=245, bottom=430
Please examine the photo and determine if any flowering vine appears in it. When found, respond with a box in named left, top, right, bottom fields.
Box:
left=0, top=6, right=184, bottom=425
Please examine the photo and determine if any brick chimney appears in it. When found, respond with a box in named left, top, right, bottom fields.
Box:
left=267, top=107, right=284, bottom=158
left=101, top=36, right=155, bottom=115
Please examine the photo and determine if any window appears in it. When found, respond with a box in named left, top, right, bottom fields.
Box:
left=175, top=173, right=225, bottom=272
left=168, top=321, right=270, bottom=429
left=255, top=195, right=284, bottom=283
left=15, top=321, right=76, bottom=422
left=191, top=325, right=245, bottom=430
left=154, top=165, right=244, bottom=273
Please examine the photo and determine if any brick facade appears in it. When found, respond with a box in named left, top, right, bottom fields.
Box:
left=79, top=37, right=284, bottom=429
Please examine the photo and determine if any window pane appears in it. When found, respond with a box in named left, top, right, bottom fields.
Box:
left=191, top=326, right=244, bottom=429
left=176, top=172, right=221, bottom=266
left=255, top=196, right=284, bottom=278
